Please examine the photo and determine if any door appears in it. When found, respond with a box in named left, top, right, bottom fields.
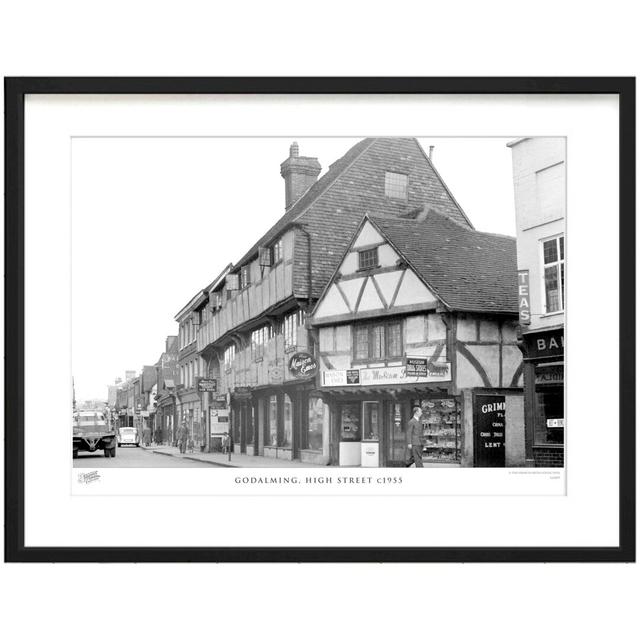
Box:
left=361, top=401, right=381, bottom=466
left=385, top=401, right=406, bottom=466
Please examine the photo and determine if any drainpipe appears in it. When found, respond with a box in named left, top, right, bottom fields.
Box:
left=291, top=223, right=313, bottom=312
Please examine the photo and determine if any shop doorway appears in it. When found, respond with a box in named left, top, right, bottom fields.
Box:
left=385, top=401, right=406, bottom=466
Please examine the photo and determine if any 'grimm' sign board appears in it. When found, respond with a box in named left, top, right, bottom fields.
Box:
left=474, top=394, right=506, bottom=467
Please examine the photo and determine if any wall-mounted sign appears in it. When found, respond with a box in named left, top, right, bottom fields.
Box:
left=524, top=329, right=564, bottom=360
left=517, top=270, right=531, bottom=325
left=346, top=369, right=360, bottom=384
left=323, top=363, right=451, bottom=387
left=474, top=394, right=506, bottom=468
left=546, top=418, right=564, bottom=429
left=268, top=365, right=284, bottom=384
left=289, top=352, right=318, bottom=379
left=197, top=377, right=217, bottom=393
left=405, top=357, right=428, bottom=377
left=233, top=386, right=252, bottom=399
left=210, top=407, right=230, bottom=435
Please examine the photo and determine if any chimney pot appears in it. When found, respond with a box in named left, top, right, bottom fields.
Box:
left=280, top=142, right=321, bottom=210
left=429, top=145, right=435, bottom=161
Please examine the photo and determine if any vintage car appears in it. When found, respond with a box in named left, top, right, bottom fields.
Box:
left=73, top=411, right=117, bottom=458
left=117, top=426, right=140, bottom=447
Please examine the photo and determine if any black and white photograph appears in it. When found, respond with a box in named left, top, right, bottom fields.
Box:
left=5, top=78, right=632, bottom=563
left=71, top=135, right=565, bottom=474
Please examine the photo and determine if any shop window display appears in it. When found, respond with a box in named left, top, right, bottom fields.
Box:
left=413, top=397, right=461, bottom=463
left=340, top=402, right=361, bottom=442
left=306, top=396, right=326, bottom=451
left=268, top=395, right=278, bottom=446
left=283, top=394, right=293, bottom=448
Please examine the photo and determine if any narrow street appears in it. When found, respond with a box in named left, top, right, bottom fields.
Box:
left=73, top=444, right=220, bottom=468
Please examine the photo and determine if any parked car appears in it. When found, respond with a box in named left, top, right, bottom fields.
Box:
left=117, top=426, right=140, bottom=447
left=73, top=411, right=117, bottom=458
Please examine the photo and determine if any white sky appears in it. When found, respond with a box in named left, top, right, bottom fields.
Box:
left=72, top=137, right=516, bottom=400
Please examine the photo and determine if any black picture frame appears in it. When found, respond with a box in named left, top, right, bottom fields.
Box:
left=4, top=77, right=635, bottom=563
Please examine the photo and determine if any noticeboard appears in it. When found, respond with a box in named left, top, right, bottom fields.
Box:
left=474, top=394, right=506, bottom=467
left=405, top=357, right=428, bottom=377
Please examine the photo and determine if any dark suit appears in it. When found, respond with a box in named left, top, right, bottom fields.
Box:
left=406, top=416, right=424, bottom=467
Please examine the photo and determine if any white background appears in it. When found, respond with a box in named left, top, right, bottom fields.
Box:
left=1, top=2, right=638, bottom=640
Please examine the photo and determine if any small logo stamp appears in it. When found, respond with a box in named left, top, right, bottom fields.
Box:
left=77, top=470, right=101, bottom=484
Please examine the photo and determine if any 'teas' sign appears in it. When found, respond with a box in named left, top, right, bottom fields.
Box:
left=517, top=270, right=531, bottom=325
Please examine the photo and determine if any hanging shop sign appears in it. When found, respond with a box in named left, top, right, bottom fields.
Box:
left=196, top=377, right=217, bottom=393
left=289, top=352, right=318, bottom=379
left=233, top=386, right=252, bottom=400
left=473, top=394, right=506, bottom=468
left=323, top=363, right=451, bottom=387
left=517, top=270, right=531, bottom=325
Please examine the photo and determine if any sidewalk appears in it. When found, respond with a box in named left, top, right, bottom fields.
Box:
left=141, top=444, right=326, bottom=468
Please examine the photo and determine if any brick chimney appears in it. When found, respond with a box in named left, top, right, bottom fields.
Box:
left=280, top=142, right=321, bottom=210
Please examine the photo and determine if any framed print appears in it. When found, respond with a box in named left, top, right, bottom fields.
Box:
left=4, top=77, right=635, bottom=562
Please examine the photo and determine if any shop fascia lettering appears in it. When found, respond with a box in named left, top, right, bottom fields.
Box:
left=323, top=362, right=451, bottom=387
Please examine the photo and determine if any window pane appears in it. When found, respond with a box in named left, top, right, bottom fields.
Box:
left=543, top=239, right=558, bottom=264
left=371, top=325, right=385, bottom=359
left=283, top=394, right=292, bottom=448
left=544, top=265, right=560, bottom=312
left=355, top=326, right=368, bottom=360
left=384, top=172, right=408, bottom=200
left=358, top=248, right=378, bottom=270
left=560, top=262, right=565, bottom=308
left=387, top=322, right=402, bottom=357
left=269, top=395, right=278, bottom=446
left=559, top=236, right=564, bottom=260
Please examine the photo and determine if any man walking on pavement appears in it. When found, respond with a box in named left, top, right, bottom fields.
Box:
left=177, top=420, right=189, bottom=454
left=406, top=406, right=424, bottom=468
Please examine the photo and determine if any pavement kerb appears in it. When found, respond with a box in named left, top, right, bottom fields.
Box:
left=146, top=447, right=236, bottom=468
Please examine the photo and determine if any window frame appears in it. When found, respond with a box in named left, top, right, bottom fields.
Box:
left=358, top=247, right=379, bottom=271
left=540, top=234, right=565, bottom=315
left=271, top=238, right=284, bottom=266
left=384, top=171, right=409, bottom=201
left=240, top=264, right=251, bottom=289
left=351, top=319, right=404, bottom=363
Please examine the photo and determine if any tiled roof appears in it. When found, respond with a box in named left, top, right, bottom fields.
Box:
left=234, top=138, right=376, bottom=268
left=369, top=213, right=518, bottom=314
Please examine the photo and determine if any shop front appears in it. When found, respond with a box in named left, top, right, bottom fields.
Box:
left=178, top=389, right=204, bottom=450
left=321, top=362, right=462, bottom=467
left=521, top=327, right=564, bottom=467
left=325, top=389, right=462, bottom=467
left=229, top=380, right=330, bottom=464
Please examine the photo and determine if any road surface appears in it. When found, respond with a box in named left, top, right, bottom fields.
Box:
left=73, top=444, right=218, bottom=468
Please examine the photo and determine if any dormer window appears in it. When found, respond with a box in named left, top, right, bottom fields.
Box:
left=385, top=171, right=408, bottom=200
left=358, top=247, right=379, bottom=270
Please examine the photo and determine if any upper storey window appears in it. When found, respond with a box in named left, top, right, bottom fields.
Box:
left=542, top=235, right=564, bottom=313
left=358, top=247, right=379, bottom=270
left=384, top=171, right=408, bottom=200
left=272, top=238, right=283, bottom=265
